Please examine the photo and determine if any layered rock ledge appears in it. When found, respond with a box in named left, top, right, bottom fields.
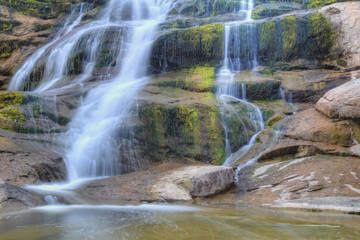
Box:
left=77, top=165, right=235, bottom=202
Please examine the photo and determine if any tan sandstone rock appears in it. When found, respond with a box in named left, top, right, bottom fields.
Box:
left=77, top=164, right=235, bottom=202
left=316, top=79, right=360, bottom=119
left=321, top=2, right=360, bottom=69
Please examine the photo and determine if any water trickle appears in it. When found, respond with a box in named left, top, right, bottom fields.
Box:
left=217, top=0, right=263, bottom=166
left=8, top=3, right=93, bottom=91
left=44, top=195, right=59, bottom=205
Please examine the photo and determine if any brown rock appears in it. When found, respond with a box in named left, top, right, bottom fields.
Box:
left=209, top=155, right=360, bottom=208
left=316, top=79, right=360, bottom=119
left=0, top=179, right=45, bottom=213
left=0, top=130, right=66, bottom=186
left=275, top=70, right=351, bottom=103
left=321, top=2, right=360, bottom=69
left=77, top=164, right=234, bottom=202
left=282, top=108, right=360, bottom=146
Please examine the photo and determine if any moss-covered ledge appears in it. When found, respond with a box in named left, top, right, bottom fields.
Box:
left=151, top=24, right=224, bottom=72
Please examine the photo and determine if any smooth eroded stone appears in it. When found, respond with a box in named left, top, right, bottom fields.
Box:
left=316, top=79, right=360, bottom=119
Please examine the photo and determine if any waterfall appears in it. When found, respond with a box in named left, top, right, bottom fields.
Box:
left=64, top=0, right=176, bottom=181
left=8, top=3, right=93, bottom=91
left=217, top=0, right=264, bottom=166
left=8, top=0, right=177, bottom=184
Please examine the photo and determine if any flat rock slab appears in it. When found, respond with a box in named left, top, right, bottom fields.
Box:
left=77, top=164, right=234, bottom=202
left=0, top=180, right=45, bottom=214
left=272, top=197, right=360, bottom=213
left=316, top=79, right=360, bottom=119
left=208, top=155, right=360, bottom=208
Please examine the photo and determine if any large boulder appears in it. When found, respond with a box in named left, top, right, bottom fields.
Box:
left=321, top=2, right=360, bottom=69
left=77, top=164, right=235, bottom=202
left=316, top=79, right=360, bottom=119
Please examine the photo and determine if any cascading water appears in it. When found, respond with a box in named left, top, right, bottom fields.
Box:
left=217, top=0, right=264, bottom=166
left=63, top=0, right=176, bottom=181
left=8, top=3, right=93, bottom=91
left=8, top=0, right=177, bottom=188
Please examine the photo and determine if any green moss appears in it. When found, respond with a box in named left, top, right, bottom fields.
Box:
left=0, top=0, right=73, bottom=19
left=266, top=115, right=283, bottom=127
left=307, top=13, right=334, bottom=59
left=185, top=66, right=215, bottom=92
left=207, top=108, right=225, bottom=164
left=258, top=20, right=277, bottom=60
left=0, top=107, right=24, bottom=123
left=138, top=104, right=225, bottom=164
left=0, top=91, right=24, bottom=130
left=34, top=22, right=53, bottom=32
left=307, top=0, right=337, bottom=8
left=281, top=16, right=297, bottom=60
left=151, top=24, right=223, bottom=72
left=0, top=91, right=23, bottom=108
left=0, top=39, right=37, bottom=60
left=0, top=19, right=21, bottom=33
left=252, top=6, right=292, bottom=19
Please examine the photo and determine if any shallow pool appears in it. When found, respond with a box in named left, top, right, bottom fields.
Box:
left=1, top=204, right=359, bottom=240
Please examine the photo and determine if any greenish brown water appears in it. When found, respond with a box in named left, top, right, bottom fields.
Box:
left=1, top=204, right=359, bottom=240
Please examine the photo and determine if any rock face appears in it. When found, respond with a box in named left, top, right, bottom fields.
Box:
left=210, top=155, right=360, bottom=210
left=77, top=165, right=234, bottom=202
left=316, top=79, right=360, bottom=119
left=0, top=130, right=66, bottom=186
left=0, top=179, right=44, bottom=213
left=321, top=2, right=360, bottom=69
left=281, top=108, right=360, bottom=147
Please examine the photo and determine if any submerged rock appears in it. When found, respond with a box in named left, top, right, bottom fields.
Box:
left=272, top=197, right=360, bottom=213
left=77, top=164, right=234, bottom=202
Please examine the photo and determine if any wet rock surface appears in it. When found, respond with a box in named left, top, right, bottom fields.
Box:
left=0, top=129, right=66, bottom=186
left=210, top=155, right=360, bottom=212
left=77, top=165, right=234, bottom=202
left=272, top=197, right=360, bottom=213
left=0, top=179, right=45, bottom=214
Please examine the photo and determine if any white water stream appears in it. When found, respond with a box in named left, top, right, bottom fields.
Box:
left=218, top=0, right=264, bottom=166
left=11, top=0, right=178, bottom=196
left=8, top=3, right=93, bottom=91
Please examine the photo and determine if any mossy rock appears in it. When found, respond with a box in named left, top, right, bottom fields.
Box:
left=137, top=104, right=225, bottom=164
left=0, top=0, right=74, bottom=19
left=306, top=0, right=351, bottom=8
left=0, top=91, right=24, bottom=131
left=156, top=67, right=216, bottom=92
left=177, top=0, right=241, bottom=17
left=252, top=5, right=293, bottom=19
left=151, top=24, right=223, bottom=72
left=256, top=13, right=334, bottom=65
left=266, top=114, right=283, bottom=127
left=0, top=39, right=38, bottom=60
left=0, top=19, right=21, bottom=34
left=33, top=22, right=53, bottom=32
left=0, top=91, right=23, bottom=108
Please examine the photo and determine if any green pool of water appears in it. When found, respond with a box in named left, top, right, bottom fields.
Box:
left=0, top=204, right=359, bottom=240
